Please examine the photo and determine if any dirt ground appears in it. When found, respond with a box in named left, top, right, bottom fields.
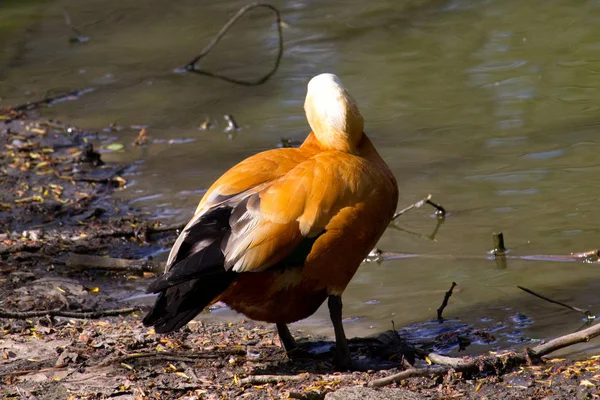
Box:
left=2, top=314, right=600, bottom=399
left=1, top=108, right=599, bottom=399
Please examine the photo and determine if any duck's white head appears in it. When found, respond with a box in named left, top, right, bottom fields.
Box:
left=304, top=73, right=364, bottom=153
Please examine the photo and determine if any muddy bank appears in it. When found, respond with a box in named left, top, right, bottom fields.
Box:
left=0, top=108, right=175, bottom=263
left=1, top=109, right=599, bottom=399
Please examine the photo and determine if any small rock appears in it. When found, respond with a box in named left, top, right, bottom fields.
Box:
left=56, top=351, right=78, bottom=366
left=10, top=271, right=37, bottom=285
left=324, top=386, right=426, bottom=400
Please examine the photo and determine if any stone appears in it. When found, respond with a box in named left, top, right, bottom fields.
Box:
left=325, top=386, right=426, bottom=400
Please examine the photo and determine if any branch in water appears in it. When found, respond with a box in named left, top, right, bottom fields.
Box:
left=436, top=282, right=457, bottom=322
left=183, top=3, right=284, bottom=86
left=392, top=194, right=446, bottom=221
left=518, top=286, right=595, bottom=320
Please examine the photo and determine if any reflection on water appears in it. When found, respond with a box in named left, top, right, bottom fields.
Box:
left=2, top=0, right=600, bottom=355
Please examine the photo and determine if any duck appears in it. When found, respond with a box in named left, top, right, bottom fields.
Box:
left=143, top=73, right=398, bottom=369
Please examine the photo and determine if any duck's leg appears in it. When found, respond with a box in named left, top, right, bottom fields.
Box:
left=328, top=295, right=352, bottom=369
left=276, top=322, right=297, bottom=353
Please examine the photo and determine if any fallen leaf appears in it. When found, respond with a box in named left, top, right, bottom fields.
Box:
left=105, top=143, right=124, bottom=152
left=133, top=128, right=148, bottom=146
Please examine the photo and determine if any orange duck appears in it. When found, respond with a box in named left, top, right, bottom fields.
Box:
left=143, top=73, right=398, bottom=368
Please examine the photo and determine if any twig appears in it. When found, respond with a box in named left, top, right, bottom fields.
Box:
left=65, top=253, right=166, bottom=273
left=436, top=282, right=457, bottom=322
left=100, top=349, right=247, bottom=366
left=369, top=321, right=600, bottom=387
left=368, top=366, right=447, bottom=387
left=147, top=222, right=186, bottom=235
left=63, top=10, right=89, bottom=43
left=425, top=352, right=471, bottom=368
left=0, top=221, right=182, bottom=257
left=517, top=286, right=595, bottom=320
left=392, top=194, right=446, bottom=221
left=11, top=88, right=94, bottom=112
left=376, top=249, right=600, bottom=264
left=10, top=251, right=61, bottom=264
left=571, top=249, right=600, bottom=261
left=184, top=3, right=284, bottom=86
left=0, top=307, right=139, bottom=319
left=0, top=242, right=44, bottom=256
left=2, top=364, right=68, bottom=378
left=239, top=374, right=307, bottom=385
left=425, top=197, right=446, bottom=217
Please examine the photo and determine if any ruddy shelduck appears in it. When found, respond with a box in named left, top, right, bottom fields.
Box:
left=143, top=73, right=399, bottom=368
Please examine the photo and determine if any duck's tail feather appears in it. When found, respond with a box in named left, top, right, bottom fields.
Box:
left=142, top=271, right=235, bottom=333
left=143, top=205, right=236, bottom=333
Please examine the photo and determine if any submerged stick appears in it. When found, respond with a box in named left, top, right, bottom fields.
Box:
left=518, top=286, right=595, bottom=320
left=184, top=3, right=284, bottom=86
left=436, top=282, right=457, bottom=322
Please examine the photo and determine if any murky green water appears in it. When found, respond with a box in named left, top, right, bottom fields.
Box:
left=2, top=0, right=600, bottom=355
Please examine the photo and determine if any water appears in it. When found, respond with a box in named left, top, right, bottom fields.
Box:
left=2, top=0, right=600, bottom=356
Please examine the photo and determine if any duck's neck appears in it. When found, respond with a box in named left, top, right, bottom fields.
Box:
left=304, top=106, right=364, bottom=153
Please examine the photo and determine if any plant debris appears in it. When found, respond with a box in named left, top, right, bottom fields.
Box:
left=1, top=314, right=599, bottom=399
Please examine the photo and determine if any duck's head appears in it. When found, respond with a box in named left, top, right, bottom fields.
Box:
left=304, top=73, right=364, bottom=153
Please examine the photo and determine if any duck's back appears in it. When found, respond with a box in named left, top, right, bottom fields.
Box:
left=218, top=133, right=398, bottom=323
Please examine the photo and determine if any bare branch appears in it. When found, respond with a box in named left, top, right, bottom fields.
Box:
left=518, top=286, right=595, bottom=320
left=184, top=3, right=284, bottom=86
left=0, top=307, right=139, bottom=319
left=65, top=253, right=165, bottom=273
left=392, top=194, right=446, bottom=221
left=436, top=282, right=457, bottom=321
left=99, top=349, right=247, bottom=367
left=239, top=374, right=307, bottom=385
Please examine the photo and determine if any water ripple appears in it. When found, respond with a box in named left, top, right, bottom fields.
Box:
left=466, top=170, right=548, bottom=183
left=522, top=149, right=565, bottom=160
